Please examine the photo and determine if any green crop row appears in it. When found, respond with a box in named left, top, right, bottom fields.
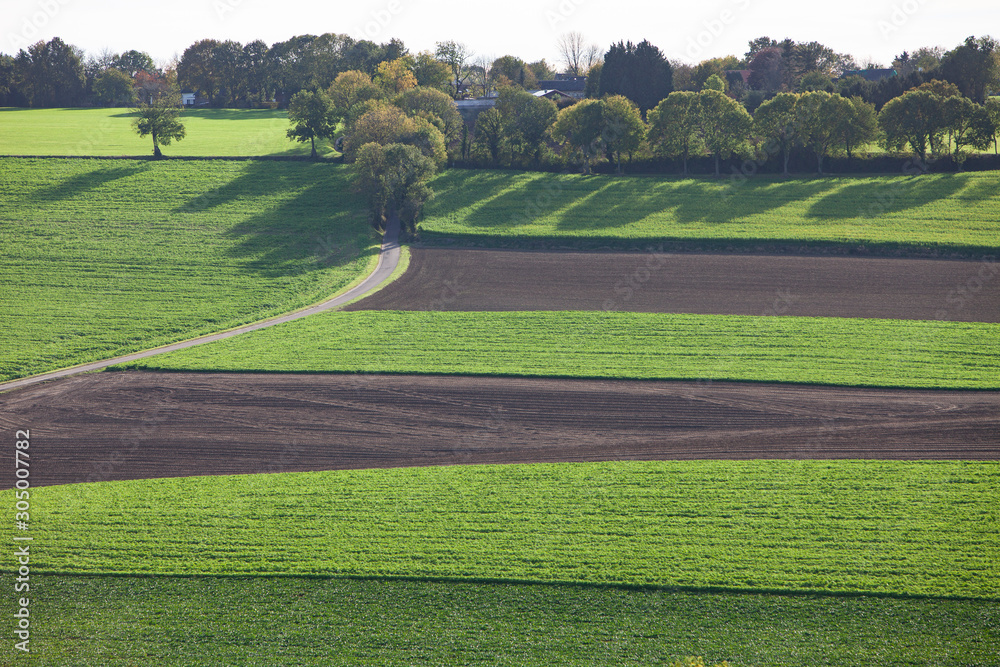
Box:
left=119, top=310, right=1000, bottom=389
left=7, top=461, right=998, bottom=599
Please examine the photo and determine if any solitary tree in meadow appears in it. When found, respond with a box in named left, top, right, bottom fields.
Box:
left=132, top=97, right=185, bottom=158
left=286, top=89, right=337, bottom=159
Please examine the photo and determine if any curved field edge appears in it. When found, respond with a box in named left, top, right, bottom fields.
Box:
left=418, top=170, right=1000, bottom=255
left=5, top=576, right=996, bottom=667
left=116, top=311, right=1000, bottom=390
left=0, top=158, right=376, bottom=382
left=335, top=244, right=411, bottom=309
left=5, top=460, right=998, bottom=599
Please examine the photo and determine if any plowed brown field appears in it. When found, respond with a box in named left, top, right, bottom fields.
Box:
left=2, top=371, right=996, bottom=488
left=345, top=248, right=1000, bottom=321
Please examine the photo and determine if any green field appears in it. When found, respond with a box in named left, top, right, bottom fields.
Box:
left=6, top=461, right=998, bottom=597
left=6, top=575, right=995, bottom=666
left=119, top=310, right=1000, bottom=389
left=0, top=107, right=337, bottom=157
left=420, top=170, right=1000, bottom=253
left=0, top=158, right=374, bottom=382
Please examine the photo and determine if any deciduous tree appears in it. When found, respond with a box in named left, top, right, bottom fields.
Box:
left=698, top=89, right=752, bottom=176
left=472, top=107, right=506, bottom=165
left=753, top=92, right=800, bottom=175
left=393, top=86, right=463, bottom=144
left=328, top=70, right=384, bottom=122
left=795, top=90, right=850, bottom=174
left=286, top=89, right=337, bottom=159
left=375, top=58, right=417, bottom=95
left=435, top=40, right=472, bottom=99
left=879, top=89, right=947, bottom=159
left=551, top=98, right=605, bottom=174
left=495, top=87, right=557, bottom=164
left=353, top=142, right=436, bottom=233
left=132, top=96, right=185, bottom=158
left=557, top=32, right=601, bottom=77
left=837, top=96, right=879, bottom=161
left=93, top=69, right=137, bottom=107
left=943, top=96, right=995, bottom=169
left=939, top=35, right=1000, bottom=103
left=14, top=38, right=86, bottom=107
left=647, top=91, right=703, bottom=175
left=600, top=94, right=645, bottom=174
left=412, top=51, right=451, bottom=91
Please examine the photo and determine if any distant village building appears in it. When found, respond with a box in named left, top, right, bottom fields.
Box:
left=537, top=75, right=587, bottom=98
left=180, top=91, right=197, bottom=106
left=531, top=89, right=575, bottom=102
left=456, top=87, right=579, bottom=124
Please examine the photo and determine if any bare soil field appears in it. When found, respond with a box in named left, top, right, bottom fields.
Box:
left=2, top=371, right=996, bottom=488
left=345, top=248, right=1000, bottom=321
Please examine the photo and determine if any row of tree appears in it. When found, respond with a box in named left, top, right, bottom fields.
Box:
left=475, top=85, right=1000, bottom=175
left=4, top=32, right=997, bottom=118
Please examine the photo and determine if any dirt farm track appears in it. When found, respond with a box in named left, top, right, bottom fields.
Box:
left=2, top=371, right=998, bottom=488
left=2, top=248, right=997, bottom=488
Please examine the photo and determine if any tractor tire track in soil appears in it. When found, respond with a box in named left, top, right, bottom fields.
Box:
left=345, top=248, right=999, bottom=322
left=2, top=371, right=997, bottom=488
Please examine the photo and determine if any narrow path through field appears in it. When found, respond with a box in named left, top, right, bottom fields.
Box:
left=346, top=247, right=999, bottom=322
left=2, top=371, right=996, bottom=488
left=0, top=216, right=401, bottom=395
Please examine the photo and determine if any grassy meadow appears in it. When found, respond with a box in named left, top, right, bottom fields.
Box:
left=3, top=460, right=998, bottom=664
left=0, top=158, right=374, bottom=382
left=421, top=169, right=1000, bottom=253
left=8, top=576, right=996, bottom=666
left=119, top=310, right=1000, bottom=389
left=0, top=107, right=337, bottom=157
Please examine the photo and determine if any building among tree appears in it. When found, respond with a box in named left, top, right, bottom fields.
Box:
left=537, top=75, right=587, bottom=98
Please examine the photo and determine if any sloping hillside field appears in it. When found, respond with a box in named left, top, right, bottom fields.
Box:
left=419, top=169, right=1000, bottom=254
left=0, top=158, right=375, bottom=382
left=3, top=159, right=999, bottom=665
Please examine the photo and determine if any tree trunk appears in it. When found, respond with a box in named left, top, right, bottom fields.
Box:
left=714, top=153, right=720, bottom=177
left=616, top=151, right=622, bottom=175
left=817, top=152, right=823, bottom=175
left=783, top=150, right=790, bottom=176
left=152, top=130, right=161, bottom=158
left=310, top=136, right=317, bottom=160
left=682, top=155, right=688, bottom=176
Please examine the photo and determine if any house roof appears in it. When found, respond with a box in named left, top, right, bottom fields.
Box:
left=538, top=78, right=586, bottom=92
left=529, top=89, right=574, bottom=100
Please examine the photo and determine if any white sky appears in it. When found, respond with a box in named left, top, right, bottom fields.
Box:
left=3, top=0, right=998, bottom=69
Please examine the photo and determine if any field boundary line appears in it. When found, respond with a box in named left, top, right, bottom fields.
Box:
left=0, top=216, right=402, bottom=394
left=16, top=571, right=998, bottom=603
